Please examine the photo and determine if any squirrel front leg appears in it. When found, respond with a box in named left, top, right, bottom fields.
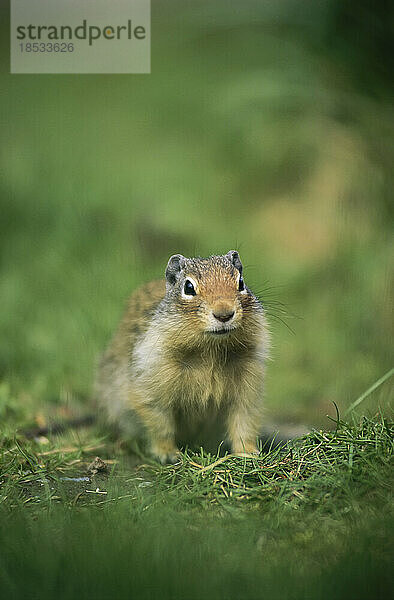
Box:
left=226, top=396, right=262, bottom=455
left=133, top=400, right=179, bottom=464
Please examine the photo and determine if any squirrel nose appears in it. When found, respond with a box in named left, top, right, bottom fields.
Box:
left=213, top=310, right=235, bottom=323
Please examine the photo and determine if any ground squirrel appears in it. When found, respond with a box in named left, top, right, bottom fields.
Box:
left=95, top=251, right=270, bottom=463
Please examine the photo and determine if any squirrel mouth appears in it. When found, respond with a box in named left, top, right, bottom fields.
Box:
left=207, top=328, right=233, bottom=336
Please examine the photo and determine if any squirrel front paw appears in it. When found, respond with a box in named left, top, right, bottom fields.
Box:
left=150, top=441, right=180, bottom=465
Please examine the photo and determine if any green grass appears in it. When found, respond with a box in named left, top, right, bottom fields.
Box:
left=0, top=414, right=393, bottom=599
left=1, top=1, right=393, bottom=597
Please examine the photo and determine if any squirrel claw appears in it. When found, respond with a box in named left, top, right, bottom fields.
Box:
left=156, top=452, right=180, bottom=465
left=150, top=445, right=181, bottom=465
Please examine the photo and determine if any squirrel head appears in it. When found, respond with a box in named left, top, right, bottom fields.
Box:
left=164, top=251, right=262, bottom=340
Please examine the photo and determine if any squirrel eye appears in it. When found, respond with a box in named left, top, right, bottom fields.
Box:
left=184, top=279, right=196, bottom=296
left=238, top=277, right=245, bottom=292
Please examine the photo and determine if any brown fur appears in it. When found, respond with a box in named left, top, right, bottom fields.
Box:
left=95, top=252, right=269, bottom=463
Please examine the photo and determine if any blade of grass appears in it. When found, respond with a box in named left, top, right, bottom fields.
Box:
left=344, top=367, right=394, bottom=415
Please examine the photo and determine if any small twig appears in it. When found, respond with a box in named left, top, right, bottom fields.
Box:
left=85, top=488, right=107, bottom=495
left=187, top=460, right=204, bottom=469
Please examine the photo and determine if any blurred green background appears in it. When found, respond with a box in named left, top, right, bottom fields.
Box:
left=0, top=0, right=392, bottom=429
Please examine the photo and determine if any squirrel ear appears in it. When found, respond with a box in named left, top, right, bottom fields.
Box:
left=165, top=254, right=186, bottom=285
left=226, top=250, right=243, bottom=275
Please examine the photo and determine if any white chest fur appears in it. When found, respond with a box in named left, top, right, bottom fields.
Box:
left=131, top=324, right=264, bottom=411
